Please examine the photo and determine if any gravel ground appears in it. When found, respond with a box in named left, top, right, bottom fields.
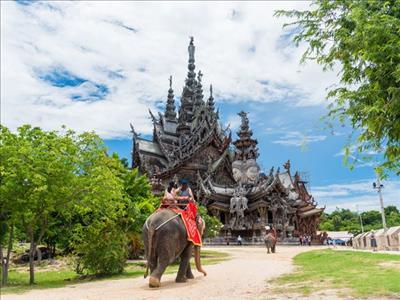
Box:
left=3, top=245, right=326, bottom=300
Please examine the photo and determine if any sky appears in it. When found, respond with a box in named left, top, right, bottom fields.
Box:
left=1, top=1, right=399, bottom=212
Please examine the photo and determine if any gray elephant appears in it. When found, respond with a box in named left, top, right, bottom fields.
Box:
left=264, top=233, right=277, bottom=254
left=142, top=209, right=207, bottom=288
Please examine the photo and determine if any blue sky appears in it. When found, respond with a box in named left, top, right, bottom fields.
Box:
left=2, top=1, right=399, bottom=212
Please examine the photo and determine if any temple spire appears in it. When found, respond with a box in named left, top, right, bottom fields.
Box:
left=194, top=70, right=204, bottom=108
left=178, top=37, right=197, bottom=133
left=207, top=84, right=215, bottom=111
left=164, top=76, right=177, bottom=120
left=233, top=111, right=259, bottom=160
left=186, top=36, right=196, bottom=88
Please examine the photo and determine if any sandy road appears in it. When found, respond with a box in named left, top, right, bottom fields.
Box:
left=3, top=245, right=325, bottom=300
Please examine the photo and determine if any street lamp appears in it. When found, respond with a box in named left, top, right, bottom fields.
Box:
left=372, top=178, right=387, bottom=231
left=355, top=205, right=364, bottom=233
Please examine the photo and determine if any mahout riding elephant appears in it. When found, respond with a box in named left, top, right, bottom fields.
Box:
left=264, top=233, right=277, bottom=254
left=143, top=209, right=207, bottom=288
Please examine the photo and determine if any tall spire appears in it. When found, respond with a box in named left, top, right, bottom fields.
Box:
left=178, top=37, right=197, bottom=133
left=207, top=84, right=215, bottom=111
left=233, top=111, right=259, bottom=160
left=186, top=36, right=196, bottom=88
left=165, top=75, right=176, bottom=120
left=194, top=70, right=204, bottom=109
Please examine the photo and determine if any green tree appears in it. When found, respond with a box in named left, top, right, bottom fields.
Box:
left=276, top=0, right=400, bottom=176
left=0, top=126, right=20, bottom=285
left=1, top=125, right=80, bottom=284
left=197, top=205, right=223, bottom=238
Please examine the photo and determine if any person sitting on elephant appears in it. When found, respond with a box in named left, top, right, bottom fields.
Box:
left=174, top=179, right=194, bottom=205
left=175, top=179, right=205, bottom=235
left=265, top=225, right=277, bottom=239
left=160, top=181, right=177, bottom=208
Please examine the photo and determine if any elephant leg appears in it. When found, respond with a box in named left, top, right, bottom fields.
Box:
left=149, top=258, right=169, bottom=288
left=186, top=262, right=195, bottom=279
left=176, top=244, right=192, bottom=283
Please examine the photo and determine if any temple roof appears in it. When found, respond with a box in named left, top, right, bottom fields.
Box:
left=136, top=138, right=164, bottom=157
left=298, top=207, right=324, bottom=217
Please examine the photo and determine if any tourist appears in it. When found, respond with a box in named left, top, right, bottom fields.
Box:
left=160, top=181, right=177, bottom=208
left=175, top=179, right=205, bottom=235
left=175, top=179, right=195, bottom=206
left=308, top=235, right=312, bottom=246
left=299, top=235, right=303, bottom=246
left=237, top=235, right=242, bottom=245
left=371, top=231, right=377, bottom=251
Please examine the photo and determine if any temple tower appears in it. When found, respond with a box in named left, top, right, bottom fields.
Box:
left=233, top=111, right=259, bottom=161
left=164, top=76, right=177, bottom=121
left=177, top=37, right=197, bottom=136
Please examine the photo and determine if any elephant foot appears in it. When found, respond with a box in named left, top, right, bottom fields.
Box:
left=175, top=276, right=187, bottom=283
left=186, top=272, right=195, bottom=279
left=149, top=276, right=160, bottom=288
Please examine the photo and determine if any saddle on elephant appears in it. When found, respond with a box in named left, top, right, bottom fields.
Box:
left=158, top=202, right=202, bottom=246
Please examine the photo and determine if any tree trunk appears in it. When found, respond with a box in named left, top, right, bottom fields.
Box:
left=1, top=223, right=14, bottom=286
left=0, top=238, right=4, bottom=286
left=36, top=247, right=42, bottom=263
left=29, top=237, right=36, bottom=285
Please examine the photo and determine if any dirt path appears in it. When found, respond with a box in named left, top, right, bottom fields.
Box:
left=3, top=246, right=324, bottom=300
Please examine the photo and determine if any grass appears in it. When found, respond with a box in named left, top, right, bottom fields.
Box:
left=271, top=249, right=400, bottom=298
left=1, top=249, right=229, bottom=295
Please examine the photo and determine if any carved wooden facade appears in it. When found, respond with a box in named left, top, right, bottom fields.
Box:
left=131, top=38, right=323, bottom=240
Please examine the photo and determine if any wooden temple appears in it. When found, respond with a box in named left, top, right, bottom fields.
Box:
left=131, top=38, right=324, bottom=241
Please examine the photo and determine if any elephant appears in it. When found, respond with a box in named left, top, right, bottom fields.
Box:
left=264, top=233, right=277, bottom=254
left=142, top=209, right=207, bottom=288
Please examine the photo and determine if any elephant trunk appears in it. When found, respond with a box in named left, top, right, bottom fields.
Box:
left=194, top=245, right=207, bottom=276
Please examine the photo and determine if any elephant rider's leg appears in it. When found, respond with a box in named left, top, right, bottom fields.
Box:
left=176, top=244, right=193, bottom=282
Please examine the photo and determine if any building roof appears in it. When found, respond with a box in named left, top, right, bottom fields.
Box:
left=298, top=207, right=324, bottom=217
left=136, top=138, right=164, bottom=157
left=317, top=231, right=354, bottom=240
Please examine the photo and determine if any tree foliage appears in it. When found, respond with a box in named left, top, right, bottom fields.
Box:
left=275, top=0, right=400, bottom=176
left=0, top=125, right=156, bottom=284
left=197, top=205, right=223, bottom=238
left=319, top=206, right=400, bottom=234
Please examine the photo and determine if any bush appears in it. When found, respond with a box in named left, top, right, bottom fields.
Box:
left=74, top=222, right=127, bottom=276
left=198, top=205, right=223, bottom=238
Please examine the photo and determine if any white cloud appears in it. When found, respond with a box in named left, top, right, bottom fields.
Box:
left=272, top=131, right=326, bottom=147
left=224, top=113, right=241, bottom=131
left=312, top=179, right=400, bottom=212
left=2, top=1, right=337, bottom=138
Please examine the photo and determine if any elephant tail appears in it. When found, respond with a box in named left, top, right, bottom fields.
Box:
left=144, top=224, right=156, bottom=279
left=194, top=245, right=207, bottom=276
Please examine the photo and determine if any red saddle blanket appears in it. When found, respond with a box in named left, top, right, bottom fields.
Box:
left=160, top=203, right=202, bottom=246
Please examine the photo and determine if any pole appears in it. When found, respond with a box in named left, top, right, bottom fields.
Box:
left=356, top=205, right=364, bottom=233
left=376, top=177, right=387, bottom=231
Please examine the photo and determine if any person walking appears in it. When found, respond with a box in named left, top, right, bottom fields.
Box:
left=370, top=231, right=377, bottom=252
left=237, top=235, right=242, bottom=246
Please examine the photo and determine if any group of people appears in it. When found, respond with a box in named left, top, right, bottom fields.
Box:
left=160, top=179, right=204, bottom=234
left=161, top=179, right=195, bottom=208
left=299, top=234, right=312, bottom=246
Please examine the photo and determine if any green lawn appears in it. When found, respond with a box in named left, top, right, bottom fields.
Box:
left=271, top=249, right=400, bottom=298
left=1, top=249, right=229, bottom=295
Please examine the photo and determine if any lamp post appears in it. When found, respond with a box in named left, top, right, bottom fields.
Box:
left=372, top=178, right=387, bottom=231
left=372, top=177, right=388, bottom=251
left=355, top=205, right=364, bottom=233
